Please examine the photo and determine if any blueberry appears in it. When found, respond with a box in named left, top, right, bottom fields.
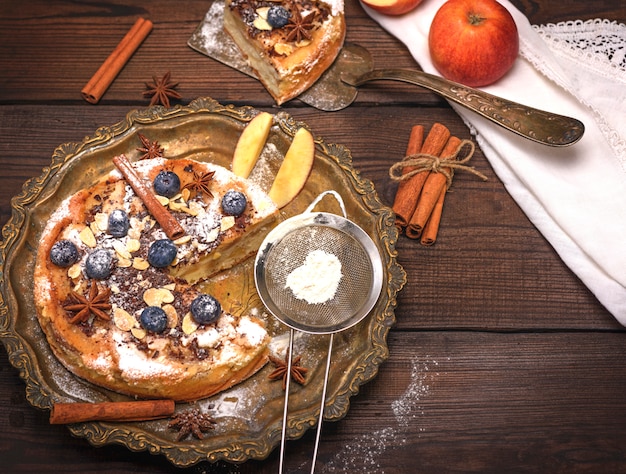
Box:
left=140, top=306, right=168, bottom=333
left=108, top=209, right=130, bottom=237
left=153, top=170, right=181, bottom=198
left=267, top=5, right=291, bottom=28
left=147, top=238, right=177, bottom=268
left=221, top=190, right=247, bottom=216
left=85, top=249, right=113, bottom=279
left=190, top=294, right=221, bottom=325
left=50, top=239, right=80, bottom=267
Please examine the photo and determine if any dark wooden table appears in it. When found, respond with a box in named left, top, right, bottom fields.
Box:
left=2, top=1, right=625, bottom=473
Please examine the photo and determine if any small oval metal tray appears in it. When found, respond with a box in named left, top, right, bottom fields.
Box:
left=0, top=97, right=406, bottom=467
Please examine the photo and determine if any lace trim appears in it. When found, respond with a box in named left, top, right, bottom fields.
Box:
left=533, top=19, right=626, bottom=81
left=521, top=20, right=626, bottom=167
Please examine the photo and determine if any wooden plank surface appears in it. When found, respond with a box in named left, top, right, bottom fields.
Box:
left=1, top=0, right=625, bottom=473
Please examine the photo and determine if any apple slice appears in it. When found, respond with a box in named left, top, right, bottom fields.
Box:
left=269, top=127, right=315, bottom=208
left=232, top=111, right=273, bottom=178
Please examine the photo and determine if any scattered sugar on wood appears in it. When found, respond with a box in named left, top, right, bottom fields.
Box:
left=315, top=356, right=440, bottom=473
left=320, top=427, right=403, bottom=473
left=391, top=356, right=438, bottom=429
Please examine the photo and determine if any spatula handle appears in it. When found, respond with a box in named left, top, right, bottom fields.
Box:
left=346, top=68, right=584, bottom=147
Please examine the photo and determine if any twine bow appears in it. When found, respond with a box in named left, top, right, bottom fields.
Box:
left=389, top=139, right=488, bottom=189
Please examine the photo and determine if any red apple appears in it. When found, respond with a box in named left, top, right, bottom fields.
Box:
left=361, top=0, right=423, bottom=16
left=428, top=0, right=519, bottom=87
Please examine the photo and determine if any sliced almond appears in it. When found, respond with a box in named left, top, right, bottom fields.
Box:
left=160, top=288, right=175, bottom=303
left=275, top=43, right=294, bottom=56
left=117, top=257, right=132, bottom=268
left=179, top=205, right=199, bottom=216
left=256, top=6, right=270, bottom=18
left=188, top=200, right=204, bottom=216
left=143, top=287, right=162, bottom=306
left=89, top=221, right=101, bottom=236
left=143, top=287, right=175, bottom=307
left=182, top=312, right=198, bottom=335
left=253, top=15, right=272, bottom=31
left=174, top=235, right=192, bottom=245
left=205, top=227, right=220, bottom=243
left=131, top=327, right=147, bottom=340
left=67, top=263, right=82, bottom=279
left=156, top=195, right=170, bottom=206
left=168, top=200, right=184, bottom=212
left=112, top=240, right=132, bottom=259
left=128, top=217, right=143, bottom=239
left=127, top=227, right=141, bottom=240
left=162, top=303, right=179, bottom=328
left=126, top=238, right=141, bottom=253
left=221, top=215, right=236, bottom=232
left=79, top=226, right=97, bottom=248
left=132, top=257, right=150, bottom=270
left=94, top=212, right=109, bottom=232
left=113, top=306, right=137, bottom=332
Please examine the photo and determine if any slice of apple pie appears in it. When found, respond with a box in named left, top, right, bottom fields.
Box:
left=223, top=0, right=346, bottom=105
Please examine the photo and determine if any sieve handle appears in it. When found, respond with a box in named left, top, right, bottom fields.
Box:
left=305, top=190, right=347, bottom=218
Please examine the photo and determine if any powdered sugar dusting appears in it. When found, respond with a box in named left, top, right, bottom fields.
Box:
left=248, top=142, right=281, bottom=190
left=237, top=315, right=267, bottom=346
left=391, top=356, right=437, bottom=429
left=112, top=331, right=178, bottom=379
left=315, top=356, right=440, bottom=473
left=199, top=3, right=240, bottom=61
left=322, top=427, right=402, bottom=473
left=324, top=0, right=344, bottom=16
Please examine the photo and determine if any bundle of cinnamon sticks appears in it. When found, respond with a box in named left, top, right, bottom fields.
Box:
left=391, top=123, right=481, bottom=246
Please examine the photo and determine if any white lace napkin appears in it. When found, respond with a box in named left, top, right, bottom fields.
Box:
left=361, top=0, right=626, bottom=325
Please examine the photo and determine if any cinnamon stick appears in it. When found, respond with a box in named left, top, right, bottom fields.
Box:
left=50, top=399, right=175, bottom=424
left=420, top=186, right=446, bottom=246
left=81, top=17, right=153, bottom=104
left=392, top=125, right=424, bottom=229
left=112, top=154, right=185, bottom=240
left=407, top=136, right=462, bottom=239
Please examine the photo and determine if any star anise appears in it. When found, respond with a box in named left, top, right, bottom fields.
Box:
left=63, top=281, right=112, bottom=324
left=168, top=408, right=216, bottom=441
left=143, top=71, right=182, bottom=108
left=136, top=133, right=164, bottom=160
left=284, top=7, right=316, bottom=43
left=183, top=169, right=215, bottom=199
left=268, top=354, right=308, bottom=390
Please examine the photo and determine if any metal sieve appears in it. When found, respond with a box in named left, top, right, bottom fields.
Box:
left=254, top=191, right=384, bottom=474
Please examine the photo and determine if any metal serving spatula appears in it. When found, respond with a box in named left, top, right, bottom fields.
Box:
left=188, top=2, right=584, bottom=146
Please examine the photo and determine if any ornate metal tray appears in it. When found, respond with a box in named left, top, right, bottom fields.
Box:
left=0, top=97, right=406, bottom=467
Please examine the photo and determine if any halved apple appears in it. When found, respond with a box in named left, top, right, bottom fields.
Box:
left=232, top=111, right=273, bottom=178
left=269, top=127, right=315, bottom=208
